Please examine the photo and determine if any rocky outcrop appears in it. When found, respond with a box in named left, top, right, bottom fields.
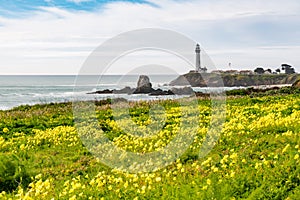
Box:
left=88, top=89, right=113, bottom=94
left=88, top=75, right=195, bottom=96
left=170, top=72, right=300, bottom=87
left=292, top=79, right=300, bottom=88
left=87, top=87, right=135, bottom=95
left=133, top=75, right=155, bottom=94
left=171, top=87, right=194, bottom=95
left=113, top=87, right=135, bottom=94
left=149, top=89, right=174, bottom=96
left=169, top=72, right=204, bottom=86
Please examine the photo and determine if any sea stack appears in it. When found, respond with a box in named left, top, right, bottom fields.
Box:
left=133, top=75, right=155, bottom=94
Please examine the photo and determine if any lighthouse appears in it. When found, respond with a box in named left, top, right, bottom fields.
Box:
left=195, top=44, right=201, bottom=72
left=195, top=44, right=207, bottom=73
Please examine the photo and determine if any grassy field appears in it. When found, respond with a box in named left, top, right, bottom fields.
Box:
left=0, top=95, right=300, bottom=199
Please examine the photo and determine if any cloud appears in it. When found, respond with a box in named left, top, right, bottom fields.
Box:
left=66, top=0, right=92, bottom=3
left=0, top=0, right=300, bottom=74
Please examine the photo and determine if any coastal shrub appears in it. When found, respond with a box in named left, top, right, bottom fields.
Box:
left=0, top=154, right=31, bottom=192
left=0, top=102, right=73, bottom=136
left=226, top=86, right=300, bottom=97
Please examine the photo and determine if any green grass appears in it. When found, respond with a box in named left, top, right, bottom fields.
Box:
left=0, top=95, right=299, bottom=199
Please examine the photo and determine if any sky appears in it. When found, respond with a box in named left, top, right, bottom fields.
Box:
left=0, top=0, right=300, bottom=75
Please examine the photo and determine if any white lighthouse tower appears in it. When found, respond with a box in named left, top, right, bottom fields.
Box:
left=195, top=44, right=207, bottom=73
left=195, top=44, right=201, bottom=72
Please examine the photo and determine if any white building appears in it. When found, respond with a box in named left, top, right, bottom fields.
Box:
left=195, top=44, right=207, bottom=73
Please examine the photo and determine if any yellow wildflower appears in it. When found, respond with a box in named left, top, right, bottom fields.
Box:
left=155, top=177, right=162, bottom=182
left=206, top=179, right=211, bottom=185
left=282, top=144, right=290, bottom=153
left=2, top=127, right=9, bottom=133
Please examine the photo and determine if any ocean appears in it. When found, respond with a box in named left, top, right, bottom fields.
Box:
left=0, top=75, right=181, bottom=110
left=0, top=75, right=240, bottom=111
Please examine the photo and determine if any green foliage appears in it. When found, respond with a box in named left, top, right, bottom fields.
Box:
left=226, top=86, right=300, bottom=97
left=0, top=102, right=74, bottom=137
left=0, top=154, right=31, bottom=192
left=0, top=95, right=299, bottom=199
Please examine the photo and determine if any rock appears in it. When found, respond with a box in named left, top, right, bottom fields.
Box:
left=134, top=86, right=155, bottom=94
left=88, top=87, right=134, bottom=94
left=170, top=72, right=300, bottom=87
left=149, top=87, right=194, bottom=96
left=113, top=86, right=135, bottom=94
left=133, top=75, right=155, bottom=94
left=149, top=89, right=174, bottom=96
left=169, top=71, right=207, bottom=87
left=171, top=87, right=194, bottom=95
left=292, top=79, right=300, bottom=88
left=137, top=75, right=152, bottom=88
left=87, top=89, right=113, bottom=94
left=88, top=75, right=198, bottom=96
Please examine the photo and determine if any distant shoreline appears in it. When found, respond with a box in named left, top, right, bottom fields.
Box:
left=170, top=72, right=300, bottom=87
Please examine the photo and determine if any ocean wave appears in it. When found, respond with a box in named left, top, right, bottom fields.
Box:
left=0, top=92, right=187, bottom=111
left=0, top=75, right=186, bottom=110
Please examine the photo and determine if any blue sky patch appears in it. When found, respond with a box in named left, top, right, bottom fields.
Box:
left=0, top=0, right=152, bottom=17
